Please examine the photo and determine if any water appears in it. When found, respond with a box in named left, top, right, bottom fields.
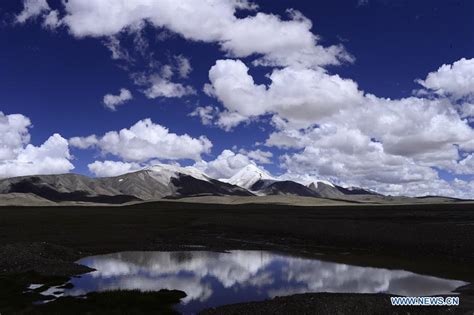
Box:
left=52, top=251, right=467, bottom=314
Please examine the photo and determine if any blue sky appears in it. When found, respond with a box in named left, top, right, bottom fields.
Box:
left=1, top=0, right=474, bottom=197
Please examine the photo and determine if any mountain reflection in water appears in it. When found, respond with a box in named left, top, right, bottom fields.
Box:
left=62, top=251, right=466, bottom=314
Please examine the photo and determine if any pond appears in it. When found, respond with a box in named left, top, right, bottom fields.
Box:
left=37, top=250, right=468, bottom=314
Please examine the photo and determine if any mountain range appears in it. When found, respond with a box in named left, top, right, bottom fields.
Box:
left=0, top=163, right=456, bottom=206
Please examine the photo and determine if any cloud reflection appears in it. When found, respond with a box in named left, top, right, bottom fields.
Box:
left=65, top=251, right=467, bottom=308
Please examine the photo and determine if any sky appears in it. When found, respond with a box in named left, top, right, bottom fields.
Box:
left=0, top=0, right=474, bottom=198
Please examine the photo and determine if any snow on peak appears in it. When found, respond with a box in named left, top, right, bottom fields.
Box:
left=146, top=163, right=210, bottom=183
left=222, top=164, right=274, bottom=189
left=312, top=180, right=335, bottom=188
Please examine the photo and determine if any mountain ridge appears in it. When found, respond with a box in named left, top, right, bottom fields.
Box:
left=0, top=163, right=406, bottom=205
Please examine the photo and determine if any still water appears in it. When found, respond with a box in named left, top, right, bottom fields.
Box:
left=57, top=251, right=466, bottom=314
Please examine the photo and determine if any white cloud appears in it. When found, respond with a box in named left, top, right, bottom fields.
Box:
left=69, top=135, right=98, bottom=149
left=205, top=59, right=364, bottom=129
left=194, top=149, right=253, bottom=179
left=16, top=0, right=61, bottom=30
left=189, top=106, right=218, bottom=126
left=131, top=71, right=195, bottom=99
left=0, top=112, right=74, bottom=178
left=16, top=0, right=50, bottom=24
left=270, top=119, right=474, bottom=197
left=217, top=111, right=249, bottom=131
left=0, top=113, right=31, bottom=160
left=175, top=55, right=192, bottom=78
left=55, top=0, right=350, bottom=68
left=143, top=75, right=195, bottom=98
left=206, top=59, right=474, bottom=162
left=103, top=88, right=133, bottom=111
left=88, top=160, right=142, bottom=177
left=102, top=39, right=195, bottom=100
left=370, top=178, right=474, bottom=199
left=129, top=57, right=195, bottom=99
left=279, top=125, right=439, bottom=186
left=104, top=36, right=132, bottom=62
left=460, top=102, right=474, bottom=118
left=416, top=58, right=474, bottom=100
left=160, top=65, right=174, bottom=80
left=3, top=134, right=74, bottom=177
left=204, top=59, right=268, bottom=118
left=351, top=95, right=472, bottom=159
left=194, top=149, right=268, bottom=179
left=42, top=10, right=61, bottom=29
left=222, top=9, right=353, bottom=68
left=239, top=149, right=273, bottom=164
left=70, top=118, right=212, bottom=162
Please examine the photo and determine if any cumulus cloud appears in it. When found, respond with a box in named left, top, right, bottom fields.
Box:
left=52, top=0, right=350, bottom=68
left=279, top=125, right=439, bottom=185
left=416, top=58, right=474, bottom=100
left=88, top=160, right=142, bottom=177
left=205, top=59, right=364, bottom=129
left=206, top=59, right=474, bottom=160
left=347, top=95, right=472, bottom=160
left=68, top=135, right=98, bottom=149
left=0, top=113, right=31, bottom=160
left=266, top=113, right=473, bottom=197
left=103, top=88, right=133, bottom=111
left=70, top=118, right=212, bottom=162
left=0, top=112, right=74, bottom=178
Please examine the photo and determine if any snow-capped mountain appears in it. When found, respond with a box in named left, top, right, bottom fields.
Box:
left=0, top=163, right=253, bottom=203
left=222, top=164, right=274, bottom=190
left=0, top=162, right=384, bottom=204
left=222, top=164, right=321, bottom=197
left=96, top=163, right=254, bottom=199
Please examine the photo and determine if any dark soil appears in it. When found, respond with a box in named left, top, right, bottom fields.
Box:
left=199, top=293, right=471, bottom=315
left=1, top=200, right=474, bottom=314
